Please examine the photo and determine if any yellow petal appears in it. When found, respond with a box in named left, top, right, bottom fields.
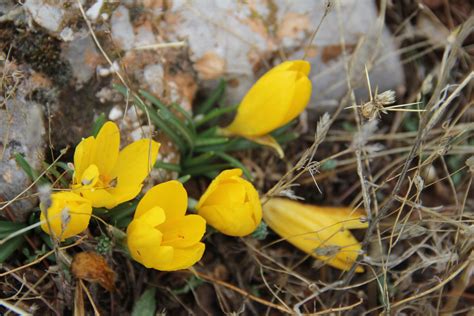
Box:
left=80, top=164, right=99, bottom=187
left=159, top=215, right=206, bottom=248
left=196, top=169, right=242, bottom=209
left=153, top=242, right=205, bottom=271
left=73, top=136, right=96, bottom=183
left=200, top=182, right=246, bottom=206
left=135, top=181, right=187, bottom=220
left=263, top=198, right=365, bottom=272
left=110, top=139, right=160, bottom=187
left=107, top=184, right=143, bottom=208
left=126, top=219, right=164, bottom=267
left=282, top=75, right=312, bottom=125
left=136, top=206, right=166, bottom=227
left=224, top=71, right=298, bottom=137
left=198, top=202, right=259, bottom=237
left=78, top=187, right=116, bottom=209
left=93, top=121, right=120, bottom=176
left=264, top=60, right=311, bottom=76
left=40, top=192, right=92, bottom=240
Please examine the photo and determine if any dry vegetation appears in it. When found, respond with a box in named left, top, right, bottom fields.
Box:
left=1, top=1, right=473, bottom=315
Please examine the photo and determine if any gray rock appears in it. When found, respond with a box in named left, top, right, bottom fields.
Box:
left=24, top=0, right=65, bottom=33
left=0, top=81, right=45, bottom=221
left=62, top=33, right=101, bottom=86
left=168, top=0, right=404, bottom=110
left=111, top=5, right=135, bottom=51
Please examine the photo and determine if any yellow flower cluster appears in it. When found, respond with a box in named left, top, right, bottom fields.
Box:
left=40, top=60, right=367, bottom=273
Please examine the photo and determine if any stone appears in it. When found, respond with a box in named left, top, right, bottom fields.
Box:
left=0, top=65, right=46, bottom=221
left=167, top=0, right=405, bottom=111
left=62, top=33, right=102, bottom=86
left=24, top=0, right=65, bottom=33
left=111, top=5, right=135, bottom=51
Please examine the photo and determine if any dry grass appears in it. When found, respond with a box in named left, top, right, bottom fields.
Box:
left=1, top=0, right=473, bottom=315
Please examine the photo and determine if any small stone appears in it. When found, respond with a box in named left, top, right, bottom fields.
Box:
left=24, top=0, right=65, bottom=33
left=111, top=6, right=135, bottom=51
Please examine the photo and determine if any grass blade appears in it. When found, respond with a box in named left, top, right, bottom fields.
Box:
left=139, top=90, right=196, bottom=148
left=215, top=152, right=253, bottom=180
left=196, top=79, right=226, bottom=115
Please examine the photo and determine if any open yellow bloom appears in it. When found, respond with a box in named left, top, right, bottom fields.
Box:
left=72, top=121, right=160, bottom=209
left=127, top=181, right=206, bottom=271
left=224, top=60, right=312, bottom=138
left=40, top=192, right=92, bottom=240
left=196, top=169, right=262, bottom=237
left=263, top=198, right=367, bottom=272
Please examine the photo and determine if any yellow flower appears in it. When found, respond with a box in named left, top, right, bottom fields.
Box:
left=126, top=181, right=206, bottom=271
left=263, top=198, right=367, bottom=272
left=40, top=192, right=92, bottom=240
left=196, top=169, right=262, bottom=237
left=72, top=121, right=160, bottom=209
left=224, top=60, right=311, bottom=138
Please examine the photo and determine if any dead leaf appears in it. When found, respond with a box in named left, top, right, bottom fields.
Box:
left=71, top=252, right=116, bottom=292
left=321, top=44, right=356, bottom=63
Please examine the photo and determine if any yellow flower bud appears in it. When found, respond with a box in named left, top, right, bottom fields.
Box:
left=224, top=60, right=312, bottom=137
left=40, top=192, right=92, bottom=240
left=263, top=198, right=367, bottom=272
left=126, top=181, right=206, bottom=271
left=196, top=169, right=262, bottom=237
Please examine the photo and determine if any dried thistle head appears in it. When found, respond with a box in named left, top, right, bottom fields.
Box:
left=360, top=89, right=396, bottom=120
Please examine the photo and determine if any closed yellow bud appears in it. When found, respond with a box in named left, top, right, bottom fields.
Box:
left=197, top=169, right=262, bottom=237
left=263, top=198, right=367, bottom=272
left=40, top=192, right=92, bottom=240
left=224, top=60, right=312, bottom=137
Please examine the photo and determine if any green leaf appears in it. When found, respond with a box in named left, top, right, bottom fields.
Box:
left=139, top=90, right=196, bottom=149
left=196, top=79, right=226, bottom=115
left=251, top=221, right=268, bottom=240
left=113, top=84, right=187, bottom=153
left=177, top=174, right=191, bottom=184
left=91, top=113, right=107, bottom=137
left=183, top=163, right=231, bottom=176
left=106, top=200, right=139, bottom=225
left=132, top=288, right=157, bottom=316
left=183, top=152, right=216, bottom=168
left=154, top=161, right=182, bottom=172
left=214, top=152, right=253, bottom=180
left=0, top=221, right=26, bottom=239
left=0, top=236, right=24, bottom=263
left=15, top=153, right=49, bottom=185
left=194, top=105, right=238, bottom=127
left=195, top=136, right=229, bottom=147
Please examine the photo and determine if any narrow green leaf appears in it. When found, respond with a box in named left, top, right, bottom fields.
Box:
left=42, top=162, right=69, bottom=187
left=196, top=79, right=226, bottom=115
left=214, top=152, right=253, bottom=180
left=182, top=152, right=215, bottom=168
left=113, top=84, right=187, bottom=153
left=15, top=153, right=49, bottom=185
left=199, top=126, right=218, bottom=138
left=183, top=163, right=231, bottom=176
left=195, top=105, right=238, bottom=127
left=170, top=102, right=196, bottom=133
left=0, top=221, right=26, bottom=238
left=140, top=90, right=195, bottom=148
left=132, top=288, right=157, bottom=316
left=195, top=137, right=229, bottom=147
left=154, top=161, right=182, bottom=172
left=0, top=236, right=24, bottom=263
left=107, top=200, right=139, bottom=225
left=177, top=174, right=191, bottom=184
left=91, top=113, right=107, bottom=137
